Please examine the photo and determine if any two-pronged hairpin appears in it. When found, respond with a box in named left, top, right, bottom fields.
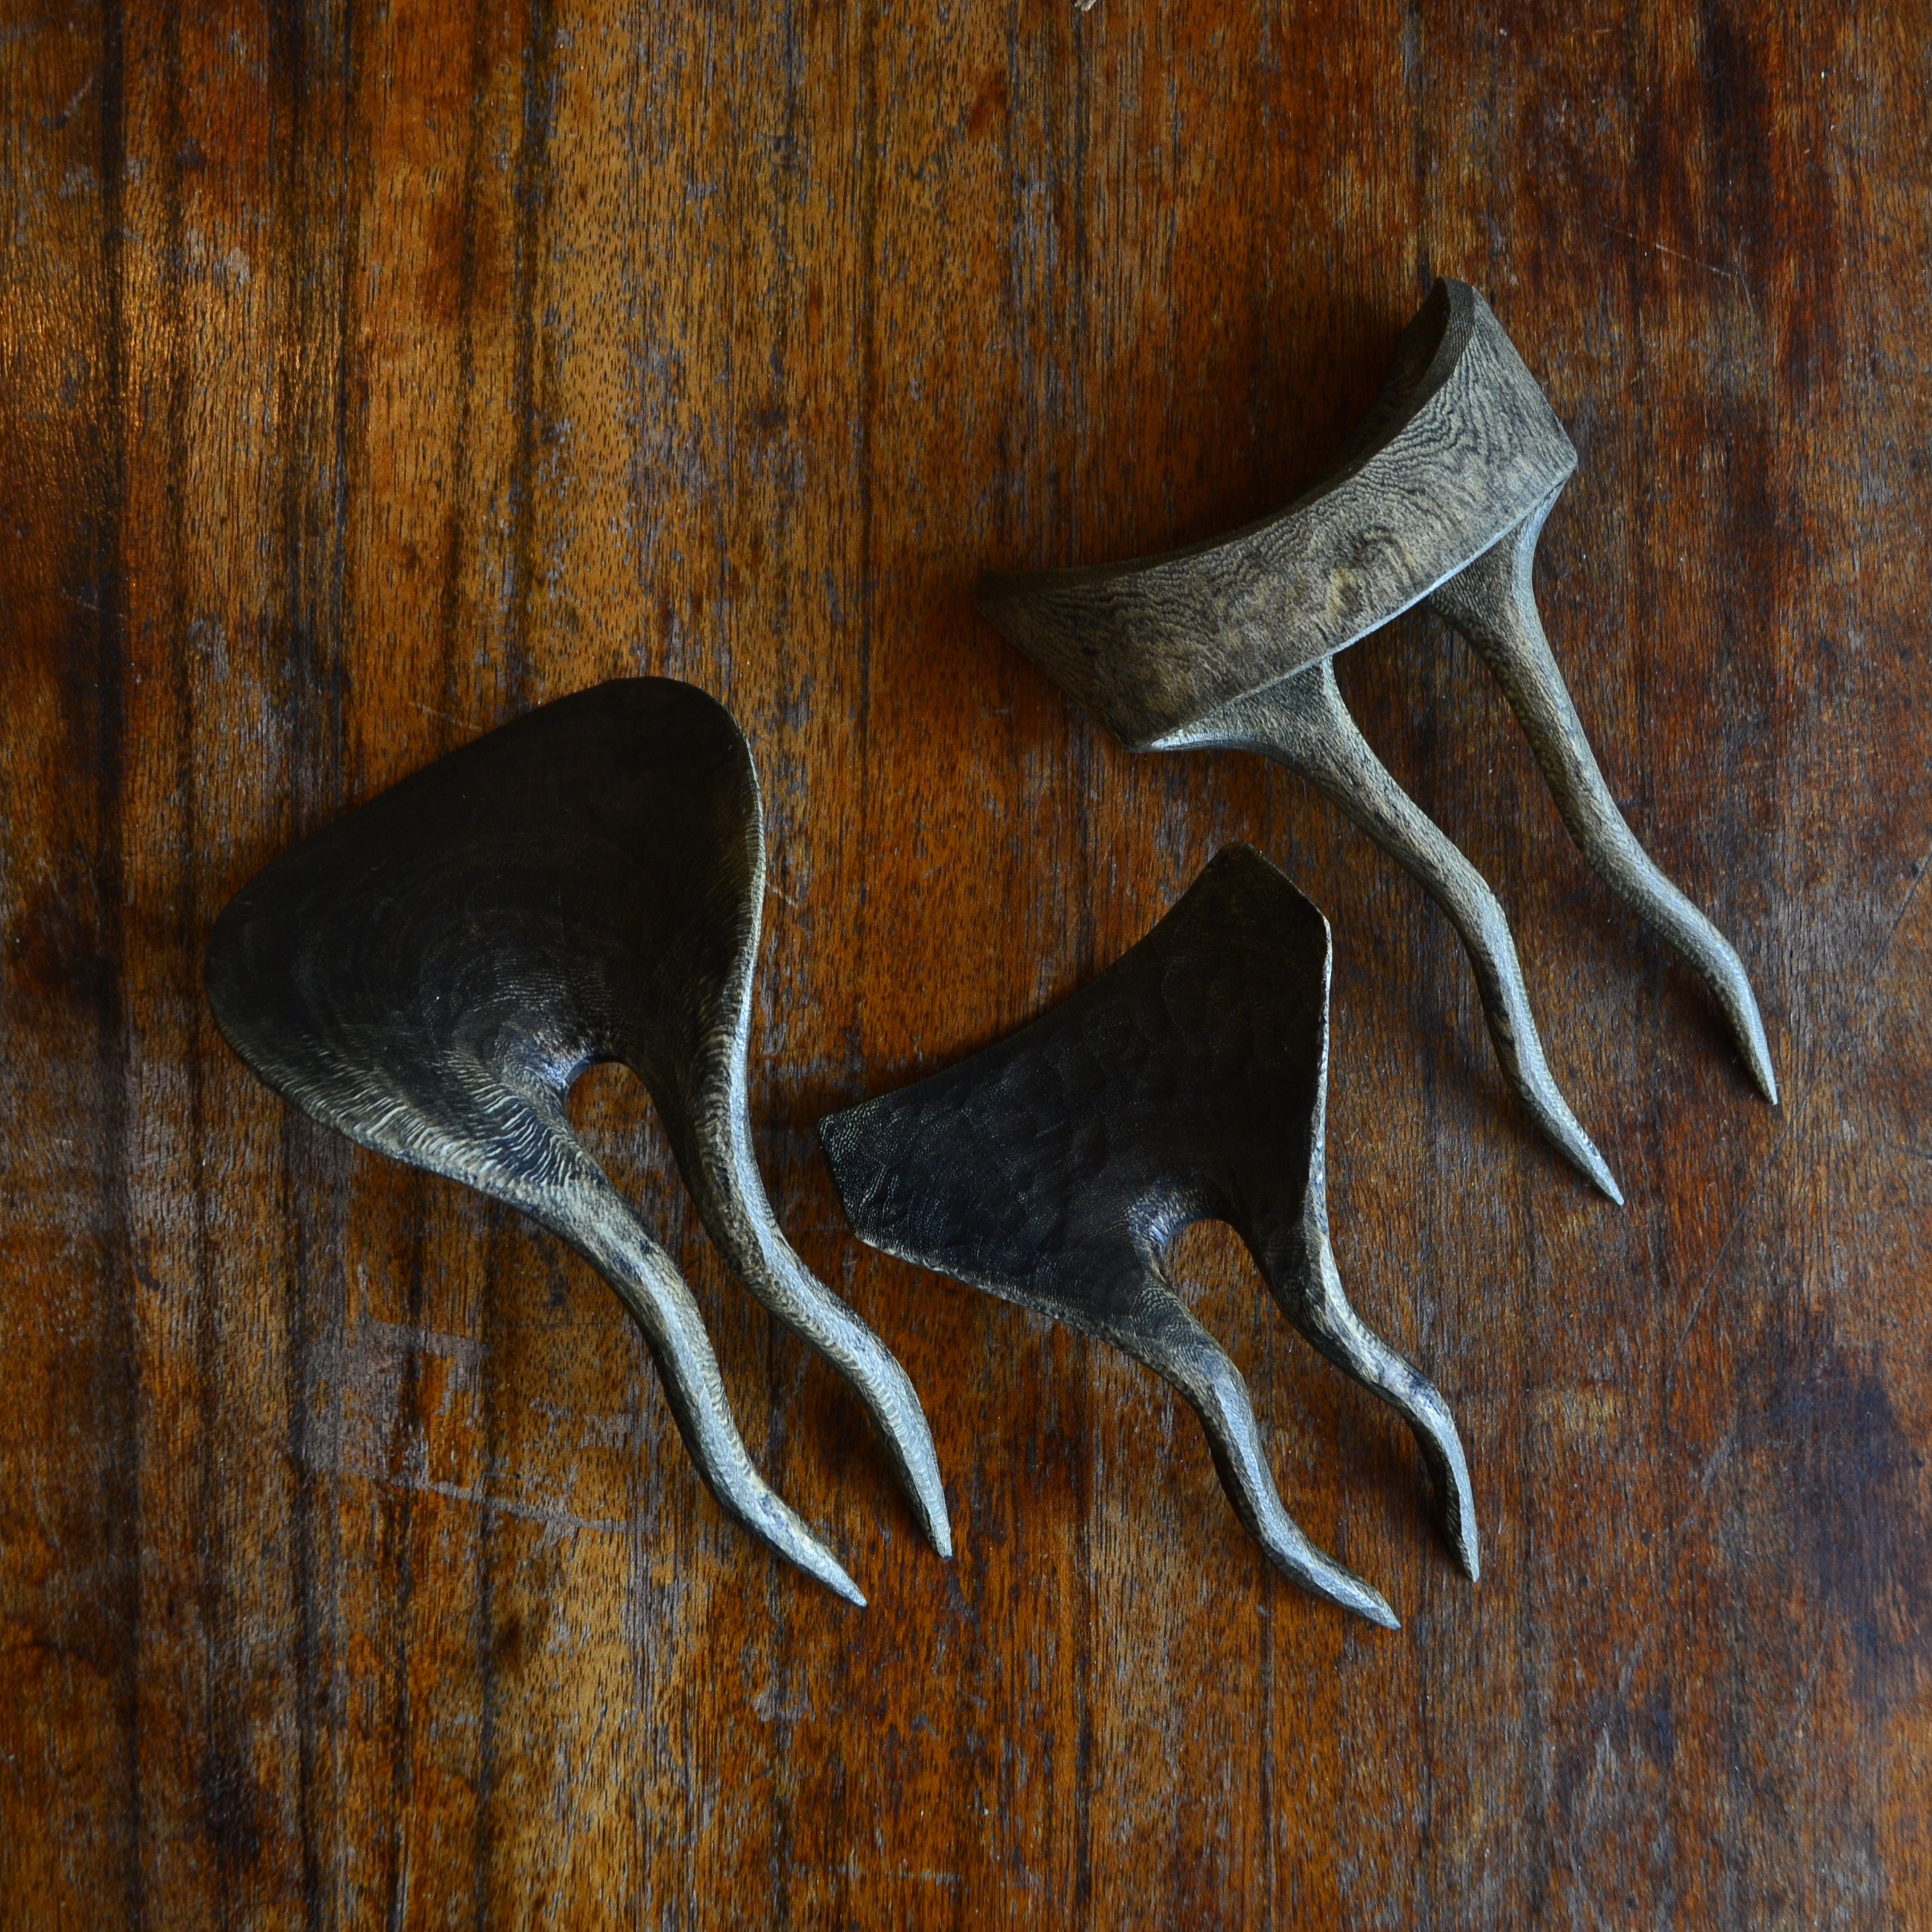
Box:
left=979, top=278, right=1777, bottom=1204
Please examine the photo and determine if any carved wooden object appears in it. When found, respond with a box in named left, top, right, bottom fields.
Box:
left=821, top=847, right=1476, bottom=1628
left=980, top=280, right=1778, bottom=1203
left=206, top=679, right=950, bottom=1601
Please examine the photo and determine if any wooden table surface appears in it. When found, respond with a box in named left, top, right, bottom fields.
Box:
left=5, top=1, right=1929, bottom=1925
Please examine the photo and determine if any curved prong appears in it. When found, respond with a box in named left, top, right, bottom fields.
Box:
left=1165, top=659, right=1623, bottom=1202
left=1427, top=502, right=1779, bottom=1103
left=1265, top=1210, right=1479, bottom=1580
left=552, top=1161, right=866, bottom=1605
left=678, top=1095, right=953, bottom=1558
left=1116, top=1287, right=1399, bottom=1629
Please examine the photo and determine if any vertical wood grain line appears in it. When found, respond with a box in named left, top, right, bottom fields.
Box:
left=93, top=2, right=142, bottom=1922
left=1260, top=1127, right=1278, bottom=1914
left=1405, top=21, right=1438, bottom=1909
left=355, top=1, right=497, bottom=1896
left=470, top=1210, right=509, bottom=1932
left=270, top=5, right=358, bottom=1924
left=266, top=13, right=315, bottom=1925
left=504, top=0, right=559, bottom=715
left=843, top=0, right=880, bottom=1107
left=425, top=14, right=499, bottom=1917
left=853, top=0, right=879, bottom=767
left=267, top=0, right=352, bottom=825
left=156, top=0, right=249, bottom=1918
left=376, top=1214, right=429, bottom=1932
left=1066, top=17, right=1097, bottom=1923
left=470, top=8, right=561, bottom=1918
left=436, top=0, right=496, bottom=734
left=287, top=1124, right=337, bottom=1932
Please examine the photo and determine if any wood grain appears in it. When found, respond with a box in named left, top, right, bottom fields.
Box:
left=3, top=1, right=1928, bottom=1924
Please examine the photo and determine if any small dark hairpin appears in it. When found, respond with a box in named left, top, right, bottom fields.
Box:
left=207, top=678, right=949, bottom=1603
left=979, top=280, right=1778, bottom=1204
left=820, top=846, right=1476, bottom=1628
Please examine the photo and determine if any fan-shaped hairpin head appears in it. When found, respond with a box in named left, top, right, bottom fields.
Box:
left=979, top=279, right=1778, bottom=1204
left=206, top=678, right=949, bottom=1603
left=820, top=845, right=1476, bottom=1628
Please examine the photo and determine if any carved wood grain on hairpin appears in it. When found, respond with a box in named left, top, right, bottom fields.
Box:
left=821, top=846, right=1477, bottom=1629
left=207, top=678, right=951, bottom=1602
left=980, top=280, right=1778, bottom=1204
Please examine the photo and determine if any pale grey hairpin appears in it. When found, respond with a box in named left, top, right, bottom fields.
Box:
left=821, top=845, right=1476, bottom=1629
left=206, top=678, right=949, bottom=1603
left=979, top=279, right=1778, bottom=1203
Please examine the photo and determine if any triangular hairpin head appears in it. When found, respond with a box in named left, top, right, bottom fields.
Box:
left=206, top=678, right=950, bottom=1603
left=979, top=279, right=1778, bottom=1204
left=820, top=845, right=1477, bottom=1629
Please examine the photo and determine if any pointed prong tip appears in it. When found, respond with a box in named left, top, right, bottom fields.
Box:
left=1571, top=1133, right=1624, bottom=1206
left=821, top=1562, right=867, bottom=1608
left=894, top=1423, right=953, bottom=1561
left=1448, top=1487, right=1481, bottom=1580
left=772, top=1529, right=867, bottom=1606
left=1308, top=1562, right=1401, bottom=1630
left=902, top=1447, right=954, bottom=1560
left=1444, top=1485, right=1481, bottom=1582
left=768, top=1511, right=867, bottom=1605
left=1361, top=1593, right=1401, bottom=1631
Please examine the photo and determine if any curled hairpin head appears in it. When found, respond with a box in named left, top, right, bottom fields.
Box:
left=980, top=280, right=1778, bottom=1202
left=207, top=677, right=950, bottom=1602
left=820, top=845, right=1477, bottom=1629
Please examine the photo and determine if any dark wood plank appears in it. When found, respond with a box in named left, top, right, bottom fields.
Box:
left=3, top=1, right=1928, bottom=1924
